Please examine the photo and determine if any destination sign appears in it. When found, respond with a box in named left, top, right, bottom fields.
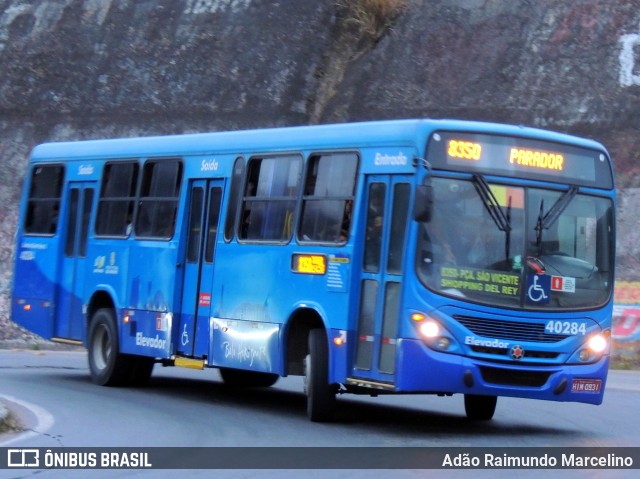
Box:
left=292, top=254, right=326, bottom=275
left=448, top=140, right=482, bottom=161
left=509, top=147, right=564, bottom=172
left=428, top=131, right=613, bottom=189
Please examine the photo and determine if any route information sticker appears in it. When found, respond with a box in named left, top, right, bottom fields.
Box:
left=440, top=267, right=520, bottom=296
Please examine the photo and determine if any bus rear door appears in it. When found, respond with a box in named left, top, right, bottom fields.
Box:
left=57, top=182, right=95, bottom=341
left=352, top=176, right=411, bottom=387
left=178, top=179, right=224, bottom=357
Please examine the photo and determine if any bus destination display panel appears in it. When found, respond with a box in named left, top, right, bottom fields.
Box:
left=427, top=131, right=613, bottom=189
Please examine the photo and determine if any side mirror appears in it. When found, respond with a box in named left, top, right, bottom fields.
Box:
left=414, top=184, right=433, bottom=222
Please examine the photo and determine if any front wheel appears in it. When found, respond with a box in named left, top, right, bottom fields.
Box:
left=464, top=394, right=497, bottom=421
left=304, top=329, right=337, bottom=422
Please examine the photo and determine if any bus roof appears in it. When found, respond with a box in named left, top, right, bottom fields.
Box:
left=30, top=119, right=609, bottom=162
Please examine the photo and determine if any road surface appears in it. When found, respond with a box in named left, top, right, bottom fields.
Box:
left=0, top=349, right=638, bottom=478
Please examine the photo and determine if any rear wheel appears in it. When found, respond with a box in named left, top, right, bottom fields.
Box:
left=219, top=368, right=279, bottom=388
left=127, top=356, right=155, bottom=386
left=464, top=394, right=497, bottom=421
left=87, top=308, right=129, bottom=386
left=304, top=329, right=337, bottom=422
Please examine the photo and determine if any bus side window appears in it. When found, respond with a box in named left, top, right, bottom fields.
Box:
left=24, top=165, right=65, bottom=235
left=387, top=183, right=410, bottom=274
left=224, top=157, right=244, bottom=242
left=135, top=159, right=183, bottom=239
left=239, top=155, right=301, bottom=242
left=364, top=183, right=386, bottom=272
left=298, top=152, right=358, bottom=243
left=95, top=161, right=138, bottom=237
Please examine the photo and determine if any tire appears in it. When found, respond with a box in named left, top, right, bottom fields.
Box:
left=127, top=356, right=155, bottom=386
left=304, top=329, right=337, bottom=422
left=219, top=368, right=279, bottom=388
left=87, top=308, right=129, bottom=386
left=464, top=394, right=497, bottom=421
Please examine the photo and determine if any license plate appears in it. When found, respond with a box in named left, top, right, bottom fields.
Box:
left=571, top=379, right=602, bottom=393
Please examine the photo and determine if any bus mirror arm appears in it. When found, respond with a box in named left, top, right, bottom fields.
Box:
left=414, top=184, right=433, bottom=223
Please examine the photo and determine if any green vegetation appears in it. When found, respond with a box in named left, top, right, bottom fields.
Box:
left=611, top=356, right=640, bottom=370
left=0, top=411, right=19, bottom=434
left=611, top=341, right=640, bottom=370
left=338, top=0, right=407, bottom=41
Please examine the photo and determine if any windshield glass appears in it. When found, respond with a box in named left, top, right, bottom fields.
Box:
left=416, top=177, right=614, bottom=310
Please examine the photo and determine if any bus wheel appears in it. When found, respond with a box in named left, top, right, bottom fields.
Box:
left=88, top=308, right=129, bottom=386
left=127, top=356, right=155, bottom=386
left=464, top=394, right=497, bottom=421
left=304, top=329, right=337, bottom=422
left=219, top=368, right=279, bottom=388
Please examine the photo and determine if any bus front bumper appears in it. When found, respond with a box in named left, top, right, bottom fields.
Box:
left=395, top=338, right=608, bottom=405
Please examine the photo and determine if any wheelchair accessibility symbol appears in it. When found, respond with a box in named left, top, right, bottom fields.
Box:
left=181, top=324, right=190, bottom=346
left=527, top=274, right=550, bottom=303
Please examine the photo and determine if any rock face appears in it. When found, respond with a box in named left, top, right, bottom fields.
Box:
left=0, top=1, right=333, bottom=130
left=321, top=1, right=640, bottom=182
left=1, top=0, right=640, bottom=339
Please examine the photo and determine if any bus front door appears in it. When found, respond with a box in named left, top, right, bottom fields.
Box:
left=353, top=176, right=411, bottom=385
left=57, top=182, right=95, bottom=341
left=178, top=179, right=224, bottom=357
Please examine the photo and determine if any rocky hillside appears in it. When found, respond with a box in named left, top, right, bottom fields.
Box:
left=2, top=0, right=640, bottom=339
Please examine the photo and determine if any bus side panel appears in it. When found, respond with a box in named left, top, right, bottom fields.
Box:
left=119, top=309, right=172, bottom=358
left=82, top=239, right=177, bottom=359
left=329, top=328, right=351, bottom=384
left=11, top=163, right=59, bottom=339
left=210, top=317, right=280, bottom=373
left=122, top=241, right=179, bottom=312
left=118, top=240, right=181, bottom=359
left=208, top=243, right=353, bottom=375
left=12, top=237, right=60, bottom=340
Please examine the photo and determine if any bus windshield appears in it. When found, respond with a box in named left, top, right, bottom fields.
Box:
left=416, top=176, right=614, bottom=310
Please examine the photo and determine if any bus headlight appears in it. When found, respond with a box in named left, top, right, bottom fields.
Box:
left=412, top=313, right=440, bottom=338
left=411, top=312, right=456, bottom=352
left=587, top=333, right=608, bottom=354
left=571, top=331, right=610, bottom=363
left=419, top=320, right=440, bottom=338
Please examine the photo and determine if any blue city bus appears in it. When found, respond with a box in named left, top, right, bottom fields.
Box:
left=11, top=119, right=616, bottom=421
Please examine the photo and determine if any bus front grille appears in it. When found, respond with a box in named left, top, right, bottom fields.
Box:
left=470, top=346, right=560, bottom=359
left=454, top=315, right=568, bottom=343
left=479, top=366, right=551, bottom=387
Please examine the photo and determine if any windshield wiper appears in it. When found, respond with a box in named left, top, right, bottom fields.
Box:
left=472, top=175, right=511, bottom=232
left=472, top=174, right=511, bottom=262
left=535, top=185, right=579, bottom=251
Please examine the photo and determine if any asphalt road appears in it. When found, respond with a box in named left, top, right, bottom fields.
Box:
left=0, top=349, right=638, bottom=479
